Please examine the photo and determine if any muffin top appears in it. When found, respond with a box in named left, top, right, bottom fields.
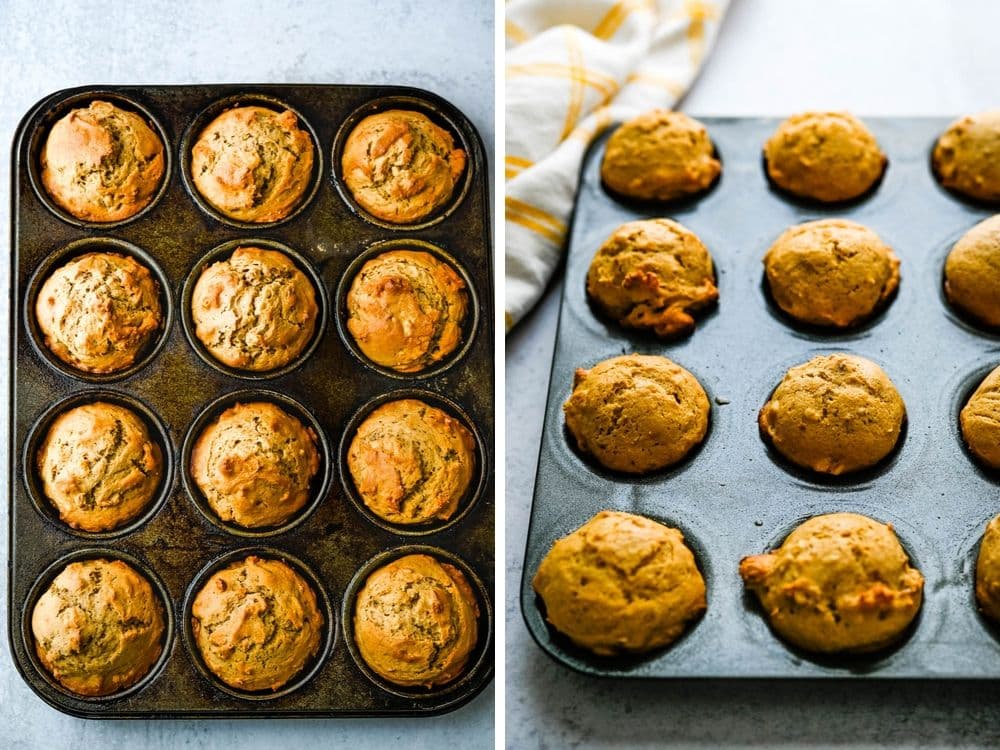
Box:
left=353, top=554, right=479, bottom=688
left=600, top=110, right=721, bottom=202
left=37, top=401, right=163, bottom=532
left=35, top=251, right=162, bottom=374
left=342, top=109, right=466, bottom=224
left=191, top=106, right=314, bottom=223
left=533, top=510, right=706, bottom=656
left=346, top=249, right=468, bottom=373
left=932, top=110, right=1000, bottom=202
left=191, top=556, right=323, bottom=692
left=563, top=354, right=709, bottom=474
left=190, top=402, right=320, bottom=529
left=41, top=100, right=165, bottom=223
left=764, top=219, right=900, bottom=328
left=763, top=112, right=885, bottom=202
left=31, top=558, right=165, bottom=696
left=191, top=246, right=319, bottom=372
left=944, top=215, right=1000, bottom=327
left=976, top=515, right=1000, bottom=623
left=960, top=364, right=1000, bottom=469
left=758, top=353, right=905, bottom=476
left=586, top=218, right=718, bottom=338
left=740, top=512, right=924, bottom=654
left=348, top=399, right=475, bottom=526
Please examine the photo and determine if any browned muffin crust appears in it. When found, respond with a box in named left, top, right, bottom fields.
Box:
left=933, top=110, right=1000, bottom=203
left=960, top=364, right=1000, bottom=469
left=976, top=515, right=1000, bottom=623
left=944, top=215, right=1000, bottom=327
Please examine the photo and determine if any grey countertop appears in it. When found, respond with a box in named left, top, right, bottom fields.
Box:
left=0, top=1, right=493, bottom=747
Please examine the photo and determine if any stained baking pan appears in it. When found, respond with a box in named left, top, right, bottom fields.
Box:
left=520, top=117, right=1000, bottom=679
left=9, top=84, right=493, bottom=717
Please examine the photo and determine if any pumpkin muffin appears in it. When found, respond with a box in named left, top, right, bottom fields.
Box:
left=190, top=106, right=314, bottom=223
left=191, top=556, right=323, bottom=692
left=563, top=354, right=709, bottom=474
left=353, top=553, right=479, bottom=688
left=944, top=215, right=1000, bottom=327
left=976, top=515, right=1000, bottom=623
left=341, top=109, right=466, bottom=224
left=347, top=399, right=476, bottom=526
left=32, top=558, right=165, bottom=696
left=41, top=100, right=165, bottom=223
left=740, top=512, right=924, bottom=654
left=35, top=251, right=162, bottom=374
left=763, top=112, right=886, bottom=202
left=932, top=110, right=1000, bottom=202
left=960, top=364, right=1000, bottom=469
left=586, top=218, right=718, bottom=338
left=600, top=110, right=721, bottom=202
left=533, top=510, right=706, bottom=656
left=37, top=401, right=163, bottom=532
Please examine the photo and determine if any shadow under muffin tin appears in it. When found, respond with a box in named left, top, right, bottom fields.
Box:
left=10, top=84, right=493, bottom=718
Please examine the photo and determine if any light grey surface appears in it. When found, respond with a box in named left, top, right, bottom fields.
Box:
left=506, top=0, right=1000, bottom=747
left=0, top=1, right=493, bottom=748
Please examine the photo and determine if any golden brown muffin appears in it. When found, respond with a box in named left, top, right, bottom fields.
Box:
left=353, top=554, right=479, bottom=687
left=600, top=110, right=721, bottom=201
left=759, top=353, right=905, bottom=476
left=190, top=402, right=320, bottom=529
left=346, top=250, right=468, bottom=373
left=740, top=513, right=924, bottom=654
left=191, top=246, right=319, bottom=372
left=563, top=354, right=709, bottom=474
left=763, top=112, right=886, bottom=202
left=190, top=106, right=314, bottom=223
left=933, top=110, right=1000, bottom=202
left=347, top=399, right=475, bottom=526
left=976, top=515, right=1000, bottom=623
left=37, top=402, right=163, bottom=532
left=960, top=365, right=1000, bottom=469
left=586, top=218, right=718, bottom=338
left=944, top=215, right=1000, bottom=327
left=341, top=109, right=466, bottom=224
left=764, top=219, right=900, bottom=328
left=31, top=558, right=165, bottom=696
left=191, top=556, right=323, bottom=691
left=533, top=510, right=706, bottom=656
left=41, top=100, right=165, bottom=223
left=35, top=252, right=162, bottom=374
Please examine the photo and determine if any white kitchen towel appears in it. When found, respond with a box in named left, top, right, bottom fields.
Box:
left=505, top=0, right=729, bottom=331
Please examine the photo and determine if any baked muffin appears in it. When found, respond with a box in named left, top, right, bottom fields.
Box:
left=586, top=218, right=718, bottom=338
left=190, top=106, right=314, bottom=223
left=759, top=353, right=905, bottom=476
left=533, top=510, right=706, bottom=656
left=342, top=109, right=466, bottom=224
left=347, top=399, right=475, bottom=526
left=35, top=252, right=162, bottom=374
left=563, top=354, right=709, bottom=474
left=740, top=512, right=924, bottom=654
left=41, top=100, right=165, bottom=223
left=37, top=402, right=163, bottom=532
left=600, top=110, right=721, bottom=201
left=353, top=554, right=479, bottom=687
left=31, top=558, right=165, bottom=696
left=976, top=515, right=1000, bottom=623
left=346, top=250, right=468, bottom=373
left=764, top=219, right=900, bottom=328
left=932, top=110, right=1000, bottom=202
left=191, top=246, right=319, bottom=372
left=944, top=215, right=1000, bottom=327
left=191, top=556, right=323, bottom=691
left=763, top=112, right=886, bottom=202
left=190, top=402, right=320, bottom=528
left=960, top=364, right=1000, bottom=469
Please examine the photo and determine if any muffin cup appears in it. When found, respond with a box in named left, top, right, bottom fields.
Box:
left=951, top=360, right=1000, bottom=477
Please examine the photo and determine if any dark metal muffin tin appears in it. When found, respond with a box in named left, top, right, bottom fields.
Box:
left=521, top=117, right=1000, bottom=679
left=9, top=84, right=493, bottom=717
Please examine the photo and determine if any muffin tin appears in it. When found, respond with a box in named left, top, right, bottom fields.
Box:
left=521, top=117, right=1000, bottom=679
left=9, top=84, right=493, bottom=717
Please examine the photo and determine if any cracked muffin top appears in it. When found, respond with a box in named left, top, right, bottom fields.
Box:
left=32, top=558, right=165, bottom=696
left=341, top=109, right=466, bottom=224
left=191, top=246, right=319, bottom=372
left=190, top=402, right=320, bottom=529
left=190, top=106, right=314, bottom=223
left=35, top=251, right=162, bottom=374
left=944, top=215, right=1000, bottom=328
left=960, top=364, right=1000, bottom=469
left=191, top=556, right=323, bottom=692
left=933, top=110, right=1000, bottom=202
left=353, top=553, right=479, bottom=687
left=37, top=401, right=163, bottom=532
left=976, top=515, right=1000, bottom=624
left=41, top=100, right=165, bottom=223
